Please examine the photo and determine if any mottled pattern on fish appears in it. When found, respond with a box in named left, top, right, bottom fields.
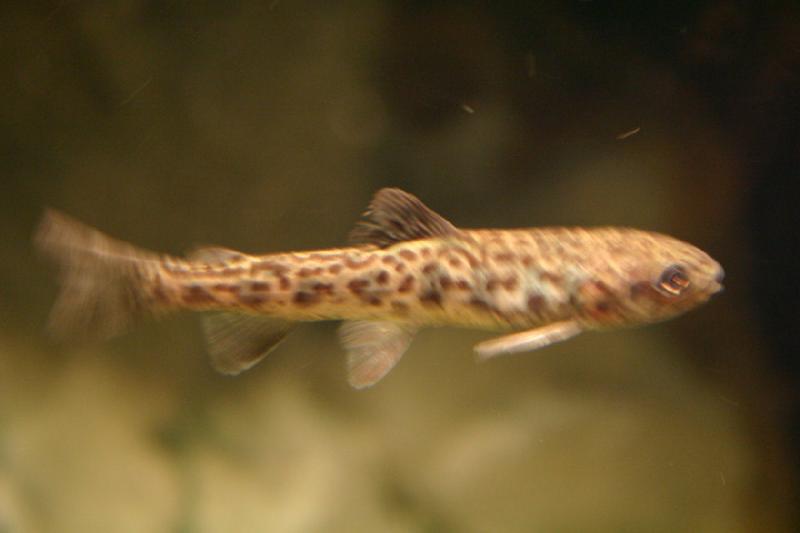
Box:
left=35, top=188, right=724, bottom=388
left=128, top=228, right=712, bottom=329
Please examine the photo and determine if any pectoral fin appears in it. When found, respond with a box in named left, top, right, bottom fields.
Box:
left=474, top=321, right=582, bottom=361
left=339, top=320, right=416, bottom=389
left=202, top=312, right=295, bottom=375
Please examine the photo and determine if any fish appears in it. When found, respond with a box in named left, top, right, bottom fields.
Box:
left=34, top=188, right=724, bottom=389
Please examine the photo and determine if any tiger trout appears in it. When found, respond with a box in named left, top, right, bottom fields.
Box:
left=35, top=188, right=724, bottom=388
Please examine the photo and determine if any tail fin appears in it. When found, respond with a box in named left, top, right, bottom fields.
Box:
left=34, top=209, right=161, bottom=341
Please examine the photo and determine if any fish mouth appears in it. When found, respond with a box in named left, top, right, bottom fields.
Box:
left=710, top=265, right=725, bottom=294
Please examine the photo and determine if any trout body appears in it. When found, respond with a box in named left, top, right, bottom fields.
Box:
left=36, top=189, right=724, bottom=388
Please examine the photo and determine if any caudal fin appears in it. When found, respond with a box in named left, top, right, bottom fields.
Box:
left=34, top=209, right=161, bottom=341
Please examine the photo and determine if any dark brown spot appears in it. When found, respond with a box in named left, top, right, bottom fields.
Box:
left=569, top=293, right=580, bottom=309
left=293, top=291, right=320, bottom=306
left=391, top=301, right=409, bottom=313
left=592, top=280, right=614, bottom=296
left=419, top=289, right=442, bottom=306
left=298, top=267, right=312, bottom=278
left=213, top=283, right=240, bottom=293
left=394, top=263, right=406, bottom=273
left=347, top=278, right=370, bottom=294
left=595, top=301, right=611, bottom=313
left=503, top=276, right=518, bottom=291
left=328, top=264, right=343, bottom=275
left=366, top=295, right=382, bottom=306
left=381, top=255, right=397, bottom=265
left=420, top=248, right=432, bottom=259
left=250, top=281, right=270, bottom=291
left=312, top=282, right=334, bottom=295
left=439, top=275, right=453, bottom=290
left=422, top=262, right=437, bottom=274
left=279, top=277, right=291, bottom=290
left=540, top=271, right=563, bottom=284
left=449, top=257, right=462, bottom=268
left=376, top=270, right=390, bottom=285
left=630, top=281, right=652, bottom=299
left=398, top=275, right=415, bottom=293
left=240, top=293, right=268, bottom=307
left=521, top=255, right=533, bottom=267
left=182, top=284, right=215, bottom=304
left=399, top=249, right=417, bottom=261
left=527, top=294, right=545, bottom=313
left=456, top=280, right=470, bottom=290
left=486, top=278, right=501, bottom=291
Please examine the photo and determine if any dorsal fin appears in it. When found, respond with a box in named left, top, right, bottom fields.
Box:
left=349, top=188, right=463, bottom=248
left=188, top=246, right=246, bottom=263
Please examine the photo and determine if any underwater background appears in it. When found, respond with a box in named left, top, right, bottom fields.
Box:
left=1, top=1, right=798, bottom=531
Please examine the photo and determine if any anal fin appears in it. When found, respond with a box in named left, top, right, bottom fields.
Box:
left=474, top=320, right=582, bottom=361
left=339, top=320, right=416, bottom=389
left=202, top=312, right=295, bottom=375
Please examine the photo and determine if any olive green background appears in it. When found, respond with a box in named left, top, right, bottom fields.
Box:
left=1, top=2, right=796, bottom=532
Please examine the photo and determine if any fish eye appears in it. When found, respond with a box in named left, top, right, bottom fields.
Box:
left=656, top=264, right=690, bottom=296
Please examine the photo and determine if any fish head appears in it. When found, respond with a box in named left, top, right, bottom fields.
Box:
left=572, top=230, right=724, bottom=328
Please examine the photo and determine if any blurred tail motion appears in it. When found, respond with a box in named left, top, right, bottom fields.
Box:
left=35, top=209, right=161, bottom=341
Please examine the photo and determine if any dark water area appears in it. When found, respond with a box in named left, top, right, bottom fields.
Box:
left=1, top=1, right=798, bottom=531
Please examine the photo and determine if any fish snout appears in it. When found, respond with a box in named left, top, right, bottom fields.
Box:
left=711, top=264, right=725, bottom=294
